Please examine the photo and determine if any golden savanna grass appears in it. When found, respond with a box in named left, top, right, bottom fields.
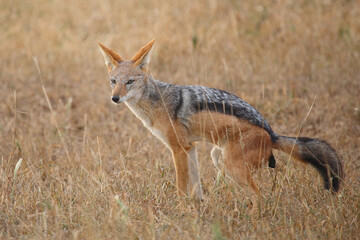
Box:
left=1, top=0, right=359, bottom=239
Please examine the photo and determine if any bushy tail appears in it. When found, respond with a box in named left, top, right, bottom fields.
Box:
left=273, top=135, right=344, bottom=192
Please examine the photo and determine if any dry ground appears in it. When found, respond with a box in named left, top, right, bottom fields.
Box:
left=1, top=0, right=359, bottom=239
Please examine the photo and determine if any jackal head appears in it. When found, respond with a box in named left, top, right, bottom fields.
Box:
left=98, top=39, right=155, bottom=104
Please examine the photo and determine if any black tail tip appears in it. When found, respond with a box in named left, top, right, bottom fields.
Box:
left=332, top=177, right=341, bottom=192
left=323, top=174, right=342, bottom=192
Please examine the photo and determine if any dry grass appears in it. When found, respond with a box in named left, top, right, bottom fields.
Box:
left=1, top=0, right=359, bottom=239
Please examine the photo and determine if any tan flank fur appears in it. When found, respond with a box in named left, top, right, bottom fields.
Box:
left=98, top=39, right=344, bottom=207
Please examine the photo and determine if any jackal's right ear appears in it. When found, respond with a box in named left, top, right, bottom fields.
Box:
left=98, top=42, right=123, bottom=72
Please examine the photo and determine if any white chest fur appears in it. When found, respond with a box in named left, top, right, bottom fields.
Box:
left=125, top=100, right=152, bottom=127
left=125, top=100, right=170, bottom=148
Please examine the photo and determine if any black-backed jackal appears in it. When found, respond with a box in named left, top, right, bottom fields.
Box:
left=98, top=39, right=344, bottom=206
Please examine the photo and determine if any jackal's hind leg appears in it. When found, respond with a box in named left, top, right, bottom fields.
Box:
left=211, top=146, right=222, bottom=170
left=211, top=145, right=259, bottom=194
left=222, top=144, right=261, bottom=210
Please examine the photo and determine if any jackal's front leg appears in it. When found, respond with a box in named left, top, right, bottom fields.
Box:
left=188, top=146, right=203, bottom=200
left=172, top=146, right=203, bottom=200
left=172, top=149, right=189, bottom=197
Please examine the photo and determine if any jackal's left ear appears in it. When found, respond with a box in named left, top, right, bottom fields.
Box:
left=98, top=42, right=123, bottom=71
left=131, top=38, right=155, bottom=70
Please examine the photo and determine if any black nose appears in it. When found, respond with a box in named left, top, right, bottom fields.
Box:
left=112, top=96, right=120, bottom=103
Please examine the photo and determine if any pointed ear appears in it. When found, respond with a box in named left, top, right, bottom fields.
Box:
left=98, top=42, right=124, bottom=71
left=131, top=38, right=155, bottom=70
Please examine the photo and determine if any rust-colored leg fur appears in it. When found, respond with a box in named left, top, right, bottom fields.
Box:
left=172, top=147, right=190, bottom=197
left=165, top=120, right=203, bottom=200
left=220, top=128, right=273, bottom=207
left=171, top=145, right=203, bottom=200
left=222, top=144, right=259, bottom=192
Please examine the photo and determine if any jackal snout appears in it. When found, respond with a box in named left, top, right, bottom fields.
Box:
left=111, top=96, right=120, bottom=103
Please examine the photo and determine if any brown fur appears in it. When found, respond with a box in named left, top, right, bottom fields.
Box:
left=112, top=82, right=126, bottom=97
left=98, top=42, right=124, bottom=63
left=273, top=138, right=302, bottom=162
left=188, top=112, right=273, bottom=195
left=137, top=106, right=274, bottom=197
left=131, top=38, right=155, bottom=67
left=138, top=100, right=193, bottom=196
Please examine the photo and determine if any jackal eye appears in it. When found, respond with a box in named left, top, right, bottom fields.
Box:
left=110, top=79, right=116, bottom=84
left=126, top=79, right=135, bottom=85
